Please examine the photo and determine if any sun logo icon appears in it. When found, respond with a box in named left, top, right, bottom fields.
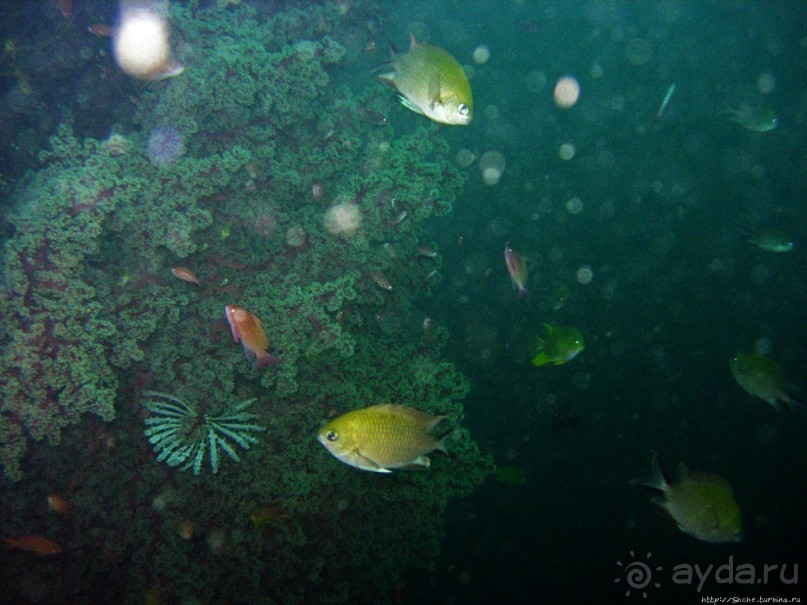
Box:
left=614, top=550, right=662, bottom=598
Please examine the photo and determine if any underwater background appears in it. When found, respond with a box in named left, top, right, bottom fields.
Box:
left=0, top=1, right=804, bottom=604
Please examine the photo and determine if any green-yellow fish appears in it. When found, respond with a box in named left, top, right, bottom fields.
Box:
left=746, top=227, right=794, bottom=253
left=730, top=352, right=803, bottom=411
left=531, top=323, right=585, bottom=367
left=379, top=35, right=473, bottom=126
left=632, top=452, right=743, bottom=544
left=317, top=404, right=454, bottom=472
left=723, top=104, right=778, bottom=132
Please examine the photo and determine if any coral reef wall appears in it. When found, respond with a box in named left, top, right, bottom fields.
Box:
left=0, top=1, right=490, bottom=603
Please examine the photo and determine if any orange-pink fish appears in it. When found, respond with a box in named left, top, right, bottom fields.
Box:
left=225, top=305, right=279, bottom=370
left=171, top=267, right=201, bottom=286
left=504, top=244, right=529, bottom=299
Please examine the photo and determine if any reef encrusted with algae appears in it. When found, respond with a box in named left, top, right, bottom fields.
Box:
left=0, top=1, right=491, bottom=603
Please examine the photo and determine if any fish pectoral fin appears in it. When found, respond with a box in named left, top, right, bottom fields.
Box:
left=531, top=353, right=551, bottom=367
left=398, top=95, right=424, bottom=115
left=401, top=455, right=430, bottom=471
left=355, top=452, right=393, bottom=473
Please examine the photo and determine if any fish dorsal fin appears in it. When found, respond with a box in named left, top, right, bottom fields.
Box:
left=409, top=33, right=419, bottom=50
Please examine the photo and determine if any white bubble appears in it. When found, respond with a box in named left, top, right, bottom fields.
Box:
left=753, top=338, right=772, bottom=355
left=757, top=73, right=776, bottom=94
left=565, top=197, right=583, bottom=214
left=524, top=70, right=547, bottom=93
left=473, top=45, right=491, bottom=65
left=576, top=265, right=594, bottom=284
left=558, top=143, right=576, bottom=161
left=479, top=151, right=505, bottom=185
left=456, top=148, right=476, bottom=167
left=554, top=76, right=580, bottom=108
left=484, top=104, right=500, bottom=120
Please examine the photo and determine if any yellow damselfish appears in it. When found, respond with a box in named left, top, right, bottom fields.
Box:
left=730, top=352, right=803, bottom=411
left=317, top=404, right=455, bottom=473
left=379, top=35, right=473, bottom=126
left=632, top=452, right=743, bottom=544
left=531, top=323, right=585, bottom=367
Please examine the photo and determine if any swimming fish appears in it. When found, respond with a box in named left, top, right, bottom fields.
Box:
left=531, top=323, right=585, bottom=367
left=723, top=104, right=778, bottom=132
left=224, top=304, right=279, bottom=370
left=3, top=535, right=63, bottom=556
left=47, top=494, right=70, bottom=515
left=504, top=244, right=528, bottom=298
left=317, top=404, right=455, bottom=472
left=171, top=266, right=202, bottom=285
left=730, top=352, right=803, bottom=411
left=745, top=227, right=794, bottom=253
left=632, top=452, right=743, bottom=544
left=379, top=35, right=473, bottom=126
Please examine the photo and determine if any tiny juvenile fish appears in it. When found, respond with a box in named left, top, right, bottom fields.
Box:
left=225, top=304, right=279, bottom=370
left=369, top=271, right=393, bottom=291
left=504, top=244, right=528, bottom=299
left=379, top=35, right=473, bottom=126
left=317, top=404, right=455, bottom=473
left=632, top=452, right=743, bottom=544
left=171, top=266, right=201, bottom=285
left=3, top=535, right=62, bottom=556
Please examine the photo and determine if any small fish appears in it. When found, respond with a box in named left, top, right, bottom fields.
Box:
left=379, top=35, right=473, bottom=126
left=317, top=404, right=456, bottom=473
left=494, top=465, right=527, bottom=485
left=723, top=104, right=778, bottom=132
left=56, top=0, right=72, bottom=19
left=652, top=83, right=676, bottom=127
left=224, top=304, right=279, bottom=370
left=745, top=227, right=794, bottom=253
left=504, top=244, right=529, bottom=299
left=178, top=519, right=194, bottom=540
left=143, top=59, right=185, bottom=83
left=171, top=267, right=201, bottom=285
left=3, top=535, right=62, bottom=556
left=369, top=271, right=393, bottom=291
left=730, top=352, right=804, bottom=411
left=47, top=494, right=70, bottom=515
left=87, top=23, right=115, bottom=37
left=416, top=244, right=439, bottom=258
left=632, top=452, right=743, bottom=544
left=531, top=323, right=585, bottom=367
left=249, top=506, right=289, bottom=528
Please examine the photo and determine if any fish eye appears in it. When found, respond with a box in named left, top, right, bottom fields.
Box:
left=325, top=430, right=338, bottom=442
left=458, top=103, right=469, bottom=116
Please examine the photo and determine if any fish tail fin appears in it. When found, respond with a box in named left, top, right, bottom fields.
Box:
left=630, top=451, right=670, bottom=492
left=517, top=287, right=530, bottom=300
left=531, top=352, right=550, bottom=367
left=255, top=353, right=280, bottom=370
left=432, top=414, right=464, bottom=455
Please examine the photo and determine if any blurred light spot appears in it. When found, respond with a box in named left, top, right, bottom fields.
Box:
left=558, top=143, right=576, bottom=161
left=576, top=265, right=593, bottom=284
left=473, top=45, right=491, bottom=65
left=554, top=76, right=580, bottom=108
